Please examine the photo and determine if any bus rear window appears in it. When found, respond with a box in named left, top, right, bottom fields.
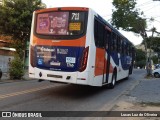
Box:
left=36, top=11, right=86, bottom=36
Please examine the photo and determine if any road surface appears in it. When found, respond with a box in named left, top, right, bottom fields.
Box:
left=0, top=69, right=146, bottom=119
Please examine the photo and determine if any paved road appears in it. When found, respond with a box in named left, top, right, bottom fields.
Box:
left=0, top=69, right=146, bottom=119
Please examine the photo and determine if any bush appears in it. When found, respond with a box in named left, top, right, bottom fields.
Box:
left=9, top=56, right=24, bottom=79
left=135, top=60, right=146, bottom=69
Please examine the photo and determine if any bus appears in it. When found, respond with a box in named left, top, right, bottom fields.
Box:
left=29, top=7, right=135, bottom=88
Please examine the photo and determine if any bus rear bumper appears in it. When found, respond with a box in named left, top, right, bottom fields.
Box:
left=30, top=68, right=90, bottom=85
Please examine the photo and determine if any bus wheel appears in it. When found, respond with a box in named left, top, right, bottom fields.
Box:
left=108, top=72, right=116, bottom=89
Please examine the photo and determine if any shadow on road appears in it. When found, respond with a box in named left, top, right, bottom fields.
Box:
left=43, top=78, right=129, bottom=100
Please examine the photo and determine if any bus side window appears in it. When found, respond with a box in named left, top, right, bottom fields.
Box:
left=128, top=44, right=131, bottom=56
left=132, top=47, right=135, bottom=58
left=119, top=38, right=122, bottom=54
left=124, top=42, right=127, bottom=55
left=110, top=33, right=113, bottom=51
left=129, top=45, right=132, bottom=56
left=94, top=18, right=105, bottom=48
left=104, top=30, right=110, bottom=50
left=94, top=18, right=98, bottom=46
left=116, top=36, right=120, bottom=52
left=122, top=41, right=125, bottom=55
left=125, top=43, right=128, bottom=55
left=127, top=43, right=130, bottom=56
left=111, top=33, right=116, bottom=51
left=115, top=34, right=118, bottom=52
left=121, top=40, right=124, bottom=54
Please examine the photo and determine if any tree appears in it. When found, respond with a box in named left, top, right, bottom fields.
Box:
left=112, top=0, right=147, bottom=35
left=145, top=37, right=160, bottom=53
left=9, top=55, right=24, bottom=79
left=111, top=0, right=153, bottom=75
left=0, top=0, right=46, bottom=79
left=0, top=0, right=46, bottom=58
left=111, top=0, right=147, bottom=53
left=135, top=49, right=146, bottom=68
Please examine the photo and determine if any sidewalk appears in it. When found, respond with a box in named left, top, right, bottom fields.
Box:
left=0, top=70, right=33, bottom=84
left=108, top=77, right=160, bottom=120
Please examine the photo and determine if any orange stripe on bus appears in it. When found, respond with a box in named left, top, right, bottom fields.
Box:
left=32, top=35, right=86, bottom=47
left=95, top=48, right=105, bottom=76
left=94, top=48, right=114, bottom=76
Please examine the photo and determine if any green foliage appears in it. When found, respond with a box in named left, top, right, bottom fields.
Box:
left=112, top=0, right=147, bottom=37
left=136, top=60, right=146, bottom=69
left=9, top=55, right=24, bottom=79
left=0, top=0, right=46, bottom=58
left=135, top=49, right=146, bottom=68
left=151, top=56, right=158, bottom=64
left=135, top=49, right=145, bottom=61
left=145, top=37, right=160, bottom=53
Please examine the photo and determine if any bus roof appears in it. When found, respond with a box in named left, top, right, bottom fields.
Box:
left=35, top=7, right=89, bottom=13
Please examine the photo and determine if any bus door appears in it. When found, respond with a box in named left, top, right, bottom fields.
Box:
left=103, top=28, right=111, bottom=84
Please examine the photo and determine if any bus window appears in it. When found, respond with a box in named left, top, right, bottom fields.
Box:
left=126, top=42, right=130, bottom=55
left=123, top=41, right=127, bottom=55
left=35, top=11, right=88, bottom=39
left=111, top=33, right=117, bottom=52
left=129, top=45, right=132, bottom=56
left=104, top=30, right=111, bottom=50
left=128, top=44, right=131, bottom=56
left=94, top=18, right=105, bottom=48
left=118, top=38, right=122, bottom=54
left=116, top=36, right=119, bottom=52
left=114, top=34, right=117, bottom=52
left=111, top=33, right=114, bottom=51
left=122, top=41, right=125, bottom=55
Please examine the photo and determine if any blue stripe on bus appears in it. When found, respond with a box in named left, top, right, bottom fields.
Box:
left=34, top=46, right=84, bottom=72
left=109, top=51, right=132, bottom=70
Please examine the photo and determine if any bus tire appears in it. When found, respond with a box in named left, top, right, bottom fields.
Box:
left=108, top=72, right=116, bottom=89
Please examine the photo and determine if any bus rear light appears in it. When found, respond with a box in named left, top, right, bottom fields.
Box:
left=79, top=46, right=89, bottom=72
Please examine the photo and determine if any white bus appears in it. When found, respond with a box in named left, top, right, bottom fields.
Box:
left=29, top=7, right=135, bottom=88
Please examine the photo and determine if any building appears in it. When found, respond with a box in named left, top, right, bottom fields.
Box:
left=0, top=39, right=15, bottom=72
left=135, top=44, right=156, bottom=57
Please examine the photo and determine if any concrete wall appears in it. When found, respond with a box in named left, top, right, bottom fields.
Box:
left=0, top=55, right=14, bottom=72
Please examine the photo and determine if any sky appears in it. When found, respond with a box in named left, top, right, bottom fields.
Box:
left=42, top=0, right=160, bottom=45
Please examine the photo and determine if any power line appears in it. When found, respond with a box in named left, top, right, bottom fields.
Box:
left=155, top=16, right=160, bottom=18
left=136, top=1, right=153, bottom=7
left=135, top=1, right=154, bottom=9
left=142, top=4, right=160, bottom=12
left=154, top=19, right=160, bottom=23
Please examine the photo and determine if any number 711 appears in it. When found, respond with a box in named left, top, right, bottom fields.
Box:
left=72, top=13, right=80, bottom=20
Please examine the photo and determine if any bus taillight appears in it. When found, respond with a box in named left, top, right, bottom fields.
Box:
left=79, top=46, right=89, bottom=72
